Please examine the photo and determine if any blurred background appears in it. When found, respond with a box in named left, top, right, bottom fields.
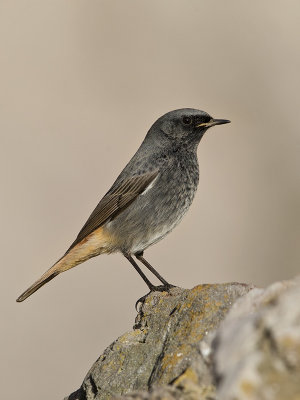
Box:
left=1, top=1, right=299, bottom=399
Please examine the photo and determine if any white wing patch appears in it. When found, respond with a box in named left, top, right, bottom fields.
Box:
left=141, top=173, right=159, bottom=195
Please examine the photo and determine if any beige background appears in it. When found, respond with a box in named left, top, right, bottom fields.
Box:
left=1, top=1, right=299, bottom=399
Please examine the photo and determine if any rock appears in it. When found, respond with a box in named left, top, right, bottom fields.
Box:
left=214, top=278, right=300, bottom=400
left=64, top=277, right=300, bottom=400
left=65, top=283, right=253, bottom=400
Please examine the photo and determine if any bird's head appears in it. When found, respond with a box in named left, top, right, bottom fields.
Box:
left=150, top=108, right=230, bottom=149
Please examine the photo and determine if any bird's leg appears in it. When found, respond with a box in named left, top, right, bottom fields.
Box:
left=123, top=252, right=174, bottom=310
left=123, top=252, right=156, bottom=291
left=135, top=252, right=174, bottom=290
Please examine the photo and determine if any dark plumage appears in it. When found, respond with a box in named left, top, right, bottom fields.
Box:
left=17, top=108, right=230, bottom=303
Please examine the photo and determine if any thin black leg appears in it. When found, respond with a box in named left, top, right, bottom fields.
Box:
left=124, top=252, right=175, bottom=310
left=135, top=252, right=173, bottom=288
left=123, top=252, right=156, bottom=291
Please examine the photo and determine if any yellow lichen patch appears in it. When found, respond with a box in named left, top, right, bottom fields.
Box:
left=160, top=344, right=188, bottom=373
left=279, top=335, right=300, bottom=365
left=118, top=329, right=147, bottom=344
left=172, top=318, right=204, bottom=343
left=173, top=367, right=199, bottom=386
left=240, top=380, right=256, bottom=396
left=116, top=353, right=126, bottom=374
left=191, top=284, right=213, bottom=292
left=173, top=368, right=216, bottom=400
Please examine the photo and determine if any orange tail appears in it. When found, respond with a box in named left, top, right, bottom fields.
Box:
left=16, top=226, right=113, bottom=302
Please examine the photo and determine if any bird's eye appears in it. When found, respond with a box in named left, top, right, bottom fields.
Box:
left=202, top=115, right=211, bottom=123
left=182, top=116, right=192, bottom=125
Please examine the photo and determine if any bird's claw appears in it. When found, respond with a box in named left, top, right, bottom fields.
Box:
left=135, top=284, right=175, bottom=311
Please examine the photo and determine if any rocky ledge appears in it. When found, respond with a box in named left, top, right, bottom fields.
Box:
left=65, top=277, right=300, bottom=400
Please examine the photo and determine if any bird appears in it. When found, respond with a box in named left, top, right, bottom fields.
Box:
left=16, top=108, right=230, bottom=303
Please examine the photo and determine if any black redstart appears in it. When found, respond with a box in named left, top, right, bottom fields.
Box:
left=16, top=108, right=230, bottom=303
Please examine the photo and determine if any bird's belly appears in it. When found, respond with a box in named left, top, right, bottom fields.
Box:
left=128, top=214, right=184, bottom=254
left=105, top=175, right=197, bottom=254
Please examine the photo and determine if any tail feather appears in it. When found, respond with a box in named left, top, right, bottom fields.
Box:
left=16, top=250, right=81, bottom=302
left=16, top=226, right=111, bottom=302
left=16, top=270, right=59, bottom=302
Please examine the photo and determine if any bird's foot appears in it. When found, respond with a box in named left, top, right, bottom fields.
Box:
left=135, top=283, right=175, bottom=311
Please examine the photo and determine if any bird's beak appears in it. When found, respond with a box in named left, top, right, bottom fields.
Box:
left=196, top=118, right=231, bottom=128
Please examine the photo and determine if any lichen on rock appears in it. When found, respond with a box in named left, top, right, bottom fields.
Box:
left=65, top=277, right=300, bottom=400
